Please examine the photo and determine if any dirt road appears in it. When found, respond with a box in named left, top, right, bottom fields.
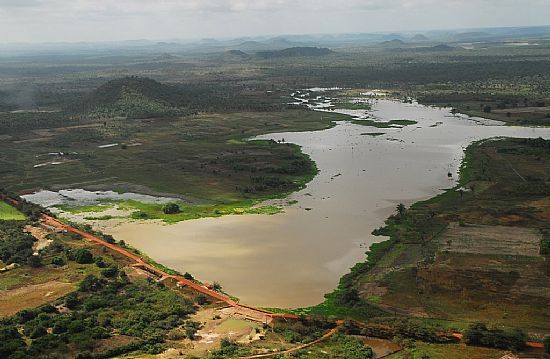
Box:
left=40, top=214, right=297, bottom=323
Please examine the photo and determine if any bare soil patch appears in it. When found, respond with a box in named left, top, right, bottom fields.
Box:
left=0, top=280, right=74, bottom=317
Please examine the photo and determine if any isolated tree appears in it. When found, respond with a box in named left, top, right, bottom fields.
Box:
left=103, top=234, right=115, bottom=244
left=183, top=272, right=194, bottom=280
left=396, top=203, right=407, bottom=218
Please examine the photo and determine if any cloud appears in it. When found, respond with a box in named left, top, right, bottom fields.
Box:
left=0, top=0, right=548, bottom=42
left=0, top=0, right=43, bottom=8
left=0, top=0, right=542, bottom=16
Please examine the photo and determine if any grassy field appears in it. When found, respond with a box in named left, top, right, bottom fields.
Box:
left=0, top=202, right=25, bottom=220
left=0, top=110, right=348, bottom=204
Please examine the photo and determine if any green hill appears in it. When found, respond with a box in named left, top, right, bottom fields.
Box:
left=80, top=76, right=189, bottom=119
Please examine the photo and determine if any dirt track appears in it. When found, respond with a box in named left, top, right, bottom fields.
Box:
left=239, top=321, right=344, bottom=359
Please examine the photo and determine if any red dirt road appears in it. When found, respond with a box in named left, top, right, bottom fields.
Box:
left=40, top=214, right=297, bottom=323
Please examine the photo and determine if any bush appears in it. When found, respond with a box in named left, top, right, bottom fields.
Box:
left=162, top=203, right=181, bottom=214
left=78, top=275, right=105, bottom=292
left=74, top=248, right=93, bottom=264
left=196, top=295, right=209, bottom=305
left=51, top=256, right=65, bottom=266
left=27, top=254, right=42, bottom=268
left=16, top=309, right=36, bottom=324
left=94, top=255, right=107, bottom=268
left=183, top=272, right=194, bottom=280
left=166, top=328, right=187, bottom=340
left=101, top=265, right=119, bottom=278
left=29, top=325, right=48, bottom=339
left=64, top=292, right=80, bottom=309
left=103, top=234, right=115, bottom=244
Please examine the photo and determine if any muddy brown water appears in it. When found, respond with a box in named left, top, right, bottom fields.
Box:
left=52, top=100, right=550, bottom=308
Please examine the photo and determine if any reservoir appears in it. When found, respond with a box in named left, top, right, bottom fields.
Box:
left=29, top=96, right=550, bottom=308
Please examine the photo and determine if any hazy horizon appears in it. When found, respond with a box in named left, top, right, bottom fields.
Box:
left=1, top=0, right=549, bottom=43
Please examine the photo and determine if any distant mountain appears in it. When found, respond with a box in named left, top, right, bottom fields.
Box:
left=409, top=44, right=455, bottom=52
left=379, top=39, right=406, bottom=47
left=79, top=76, right=188, bottom=119
left=222, top=50, right=250, bottom=60
left=410, top=34, right=429, bottom=42
left=231, top=38, right=305, bottom=52
left=256, top=47, right=334, bottom=59
left=380, top=33, right=406, bottom=41
left=430, top=44, right=454, bottom=51
left=225, top=49, right=248, bottom=57
left=451, top=31, right=491, bottom=41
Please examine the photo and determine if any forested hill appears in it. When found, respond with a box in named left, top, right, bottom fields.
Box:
left=83, top=76, right=181, bottom=109
left=72, top=76, right=286, bottom=117
left=75, top=76, right=188, bottom=119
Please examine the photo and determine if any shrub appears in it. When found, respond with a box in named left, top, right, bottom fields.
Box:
left=162, top=203, right=181, bottom=214
left=196, top=295, right=209, bottom=305
left=64, top=292, right=80, bottom=309
left=74, top=248, right=93, bottom=264
left=101, top=265, right=119, bottom=278
left=103, top=234, right=115, bottom=244
left=51, top=256, right=65, bottom=266
left=78, top=275, right=105, bottom=292
left=183, top=272, right=194, bottom=280
left=29, top=325, right=47, bottom=339
left=16, top=309, right=36, bottom=324
left=27, top=255, right=42, bottom=268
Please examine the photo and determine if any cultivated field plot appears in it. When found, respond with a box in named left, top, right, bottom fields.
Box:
left=0, top=201, right=26, bottom=220
left=0, top=281, right=74, bottom=317
left=439, top=224, right=542, bottom=257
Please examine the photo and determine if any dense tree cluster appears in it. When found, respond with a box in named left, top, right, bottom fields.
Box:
left=0, top=221, right=36, bottom=265
left=464, top=322, right=526, bottom=351
left=1, top=275, right=196, bottom=359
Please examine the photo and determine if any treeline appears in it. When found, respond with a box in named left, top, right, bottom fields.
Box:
left=464, top=323, right=527, bottom=351
left=269, top=58, right=550, bottom=87
left=0, top=111, right=82, bottom=135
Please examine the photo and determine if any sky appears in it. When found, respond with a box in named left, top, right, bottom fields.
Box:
left=0, top=0, right=549, bottom=43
